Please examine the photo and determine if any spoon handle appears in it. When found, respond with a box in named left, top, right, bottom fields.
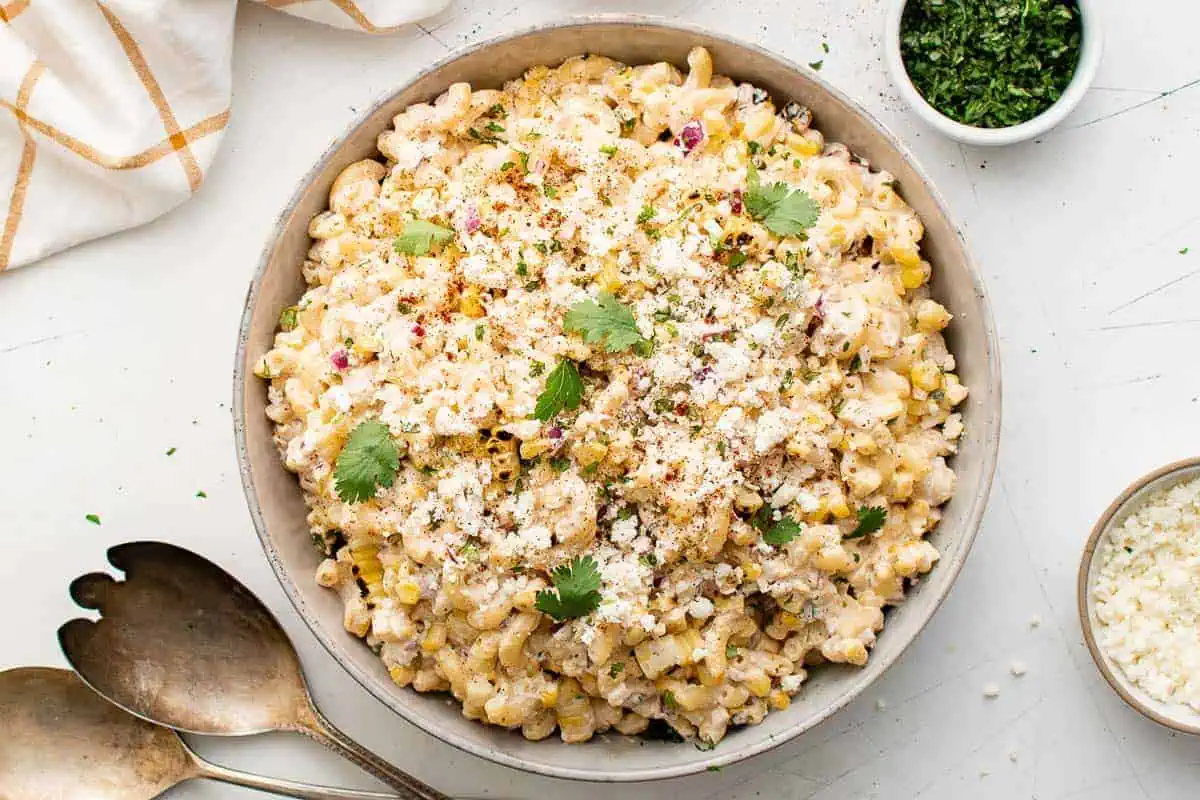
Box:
left=297, top=703, right=451, bottom=800
left=193, top=757, right=401, bottom=799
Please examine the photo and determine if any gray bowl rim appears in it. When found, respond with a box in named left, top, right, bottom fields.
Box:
left=1077, top=456, right=1200, bottom=736
left=233, top=13, right=1004, bottom=782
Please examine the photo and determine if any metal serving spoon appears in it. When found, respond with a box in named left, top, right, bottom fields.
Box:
left=0, top=666, right=398, bottom=800
left=57, top=541, right=448, bottom=800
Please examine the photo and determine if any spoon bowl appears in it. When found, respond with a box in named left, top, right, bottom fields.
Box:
left=0, top=667, right=189, bottom=800
left=58, top=542, right=447, bottom=800
left=0, top=667, right=400, bottom=800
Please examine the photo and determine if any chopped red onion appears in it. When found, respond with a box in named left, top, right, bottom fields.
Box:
left=731, top=189, right=744, bottom=215
left=330, top=349, right=349, bottom=371
left=412, top=324, right=425, bottom=337
left=465, top=205, right=480, bottom=234
left=806, top=295, right=825, bottom=336
left=547, top=426, right=563, bottom=440
left=675, top=120, right=704, bottom=155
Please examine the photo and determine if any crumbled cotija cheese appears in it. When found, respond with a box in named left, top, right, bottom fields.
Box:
left=1093, top=476, right=1200, bottom=711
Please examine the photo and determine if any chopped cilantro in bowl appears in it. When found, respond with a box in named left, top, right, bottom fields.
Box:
left=885, top=0, right=1101, bottom=144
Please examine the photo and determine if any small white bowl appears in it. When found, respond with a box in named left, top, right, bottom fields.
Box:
left=884, top=0, right=1104, bottom=146
left=1078, top=458, right=1200, bottom=735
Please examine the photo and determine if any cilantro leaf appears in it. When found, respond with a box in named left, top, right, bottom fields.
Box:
left=564, top=292, right=649, bottom=353
left=845, top=505, right=887, bottom=539
left=762, top=516, right=803, bottom=545
left=334, top=421, right=402, bottom=503
left=533, top=358, right=584, bottom=421
left=394, top=220, right=454, bottom=256
left=751, top=506, right=802, bottom=545
left=85, top=514, right=101, bottom=525
left=745, top=165, right=820, bottom=238
left=535, top=555, right=602, bottom=620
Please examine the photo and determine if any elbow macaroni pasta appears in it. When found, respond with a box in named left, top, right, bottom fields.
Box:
left=256, top=48, right=968, bottom=746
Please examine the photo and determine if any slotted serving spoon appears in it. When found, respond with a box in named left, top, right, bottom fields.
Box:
left=57, top=541, right=448, bottom=800
left=0, top=666, right=400, bottom=800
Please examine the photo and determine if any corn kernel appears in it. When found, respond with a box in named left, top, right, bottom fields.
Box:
left=540, top=684, right=559, bottom=708
left=574, top=441, right=609, bottom=467
left=395, top=579, right=421, bottom=605
left=388, top=665, right=415, bottom=686
left=458, top=286, right=486, bottom=318
left=595, top=262, right=622, bottom=293
left=769, top=690, right=791, bottom=710
left=422, top=622, right=446, bottom=652
left=744, top=562, right=763, bottom=580
left=914, top=299, right=952, bottom=332
left=910, top=360, right=942, bottom=392
left=900, top=265, right=926, bottom=290
left=844, top=641, right=868, bottom=666
left=792, top=137, right=822, bottom=157
left=805, top=496, right=830, bottom=523
left=830, top=498, right=851, bottom=519
left=519, top=439, right=552, bottom=460
left=744, top=673, right=771, bottom=698
left=889, top=245, right=921, bottom=269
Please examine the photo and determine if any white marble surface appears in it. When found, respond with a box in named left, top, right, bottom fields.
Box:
left=3, top=1, right=1199, bottom=797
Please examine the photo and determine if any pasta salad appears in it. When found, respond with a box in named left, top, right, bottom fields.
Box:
left=256, top=47, right=968, bottom=746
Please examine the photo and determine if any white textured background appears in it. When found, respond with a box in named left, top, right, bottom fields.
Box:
left=3, top=1, right=1199, bottom=798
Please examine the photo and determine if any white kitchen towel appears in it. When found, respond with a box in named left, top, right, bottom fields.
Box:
left=0, top=0, right=447, bottom=271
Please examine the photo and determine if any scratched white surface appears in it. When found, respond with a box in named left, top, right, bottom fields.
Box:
left=2, top=1, right=1199, bottom=797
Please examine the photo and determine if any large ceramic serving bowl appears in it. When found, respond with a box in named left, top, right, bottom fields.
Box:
left=234, top=16, right=1002, bottom=781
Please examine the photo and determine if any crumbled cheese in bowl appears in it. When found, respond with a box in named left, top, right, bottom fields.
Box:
left=255, top=47, right=969, bottom=747
left=1093, top=476, right=1200, bottom=712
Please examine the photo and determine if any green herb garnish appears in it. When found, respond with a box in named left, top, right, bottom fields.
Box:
left=846, top=505, right=887, bottom=539
left=751, top=506, right=802, bottom=546
left=535, top=555, right=602, bottom=620
left=394, top=220, right=454, bottom=256
left=334, top=421, right=401, bottom=503
left=533, top=359, right=583, bottom=421
left=900, top=0, right=1082, bottom=128
left=564, top=292, right=649, bottom=353
left=85, top=514, right=101, bottom=525
left=745, top=165, right=820, bottom=238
